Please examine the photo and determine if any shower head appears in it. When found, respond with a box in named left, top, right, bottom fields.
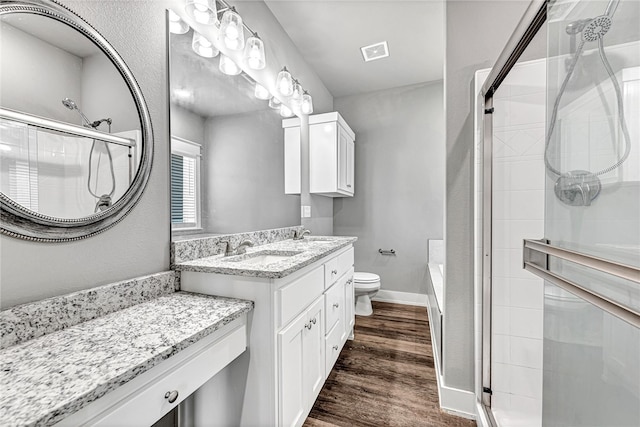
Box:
left=61, top=97, right=77, bottom=110
left=61, top=97, right=92, bottom=127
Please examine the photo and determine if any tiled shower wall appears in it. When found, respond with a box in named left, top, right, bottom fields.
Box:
left=487, top=58, right=547, bottom=427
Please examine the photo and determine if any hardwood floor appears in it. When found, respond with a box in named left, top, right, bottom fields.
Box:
left=304, top=301, right=476, bottom=427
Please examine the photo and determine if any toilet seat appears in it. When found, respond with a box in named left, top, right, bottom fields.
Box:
left=354, top=272, right=380, bottom=291
left=354, top=272, right=380, bottom=283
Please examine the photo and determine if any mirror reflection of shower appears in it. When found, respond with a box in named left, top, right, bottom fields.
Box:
left=545, top=0, right=631, bottom=207
left=61, top=97, right=116, bottom=212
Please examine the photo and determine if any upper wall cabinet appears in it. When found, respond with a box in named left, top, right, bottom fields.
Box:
left=283, top=112, right=355, bottom=198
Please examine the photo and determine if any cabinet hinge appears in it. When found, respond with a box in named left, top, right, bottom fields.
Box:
left=484, top=107, right=494, bottom=114
left=483, top=387, right=493, bottom=395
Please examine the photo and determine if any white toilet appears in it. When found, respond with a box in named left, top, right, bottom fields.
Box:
left=354, top=272, right=381, bottom=316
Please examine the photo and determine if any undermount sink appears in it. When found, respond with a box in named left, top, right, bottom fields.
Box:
left=226, top=251, right=302, bottom=266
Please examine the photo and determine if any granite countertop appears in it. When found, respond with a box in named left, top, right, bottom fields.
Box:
left=174, top=236, right=357, bottom=279
left=0, top=292, right=253, bottom=427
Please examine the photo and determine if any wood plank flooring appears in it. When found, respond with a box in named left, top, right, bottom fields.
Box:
left=304, top=301, right=476, bottom=427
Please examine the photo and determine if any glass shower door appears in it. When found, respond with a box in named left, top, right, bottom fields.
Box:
left=531, top=0, right=640, bottom=425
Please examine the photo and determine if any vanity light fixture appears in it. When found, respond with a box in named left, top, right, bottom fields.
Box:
left=268, top=96, right=281, bottom=109
left=290, top=80, right=303, bottom=109
left=219, top=54, right=241, bottom=75
left=219, top=6, right=244, bottom=50
left=276, top=67, right=294, bottom=96
left=192, top=31, right=219, bottom=58
left=244, top=33, right=266, bottom=70
left=254, top=83, right=271, bottom=100
left=280, top=104, right=294, bottom=118
left=168, top=10, right=189, bottom=34
left=301, top=91, right=313, bottom=115
left=185, top=0, right=218, bottom=25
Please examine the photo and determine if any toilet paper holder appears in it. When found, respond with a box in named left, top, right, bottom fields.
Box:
left=378, top=249, right=396, bottom=256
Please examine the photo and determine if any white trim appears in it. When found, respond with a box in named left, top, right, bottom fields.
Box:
left=475, top=400, right=492, bottom=427
left=426, top=286, right=477, bottom=420
left=372, top=290, right=427, bottom=307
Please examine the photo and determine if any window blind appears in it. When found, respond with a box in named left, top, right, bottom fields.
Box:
left=170, top=137, right=201, bottom=228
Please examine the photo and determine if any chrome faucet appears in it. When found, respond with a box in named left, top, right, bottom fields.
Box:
left=293, top=228, right=311, bottom=240
left=221, top=239, right=255, bottom=256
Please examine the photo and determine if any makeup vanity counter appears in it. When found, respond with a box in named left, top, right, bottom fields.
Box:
left=0, top=272, right=253, bottom=427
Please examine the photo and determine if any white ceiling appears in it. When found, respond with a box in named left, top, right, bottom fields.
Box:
left=264, top=0, right=444, bottom=98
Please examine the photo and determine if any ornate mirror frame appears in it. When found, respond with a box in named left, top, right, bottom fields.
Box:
left=0, top=0, right=154, bottom=242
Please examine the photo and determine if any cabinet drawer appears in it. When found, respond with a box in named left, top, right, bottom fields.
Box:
left=337, top=247, right=354, bottom=278
left=324, top=257, right=339, bottom=289
left=324, top=277, right=345, bottom=333
left=278, top=266, right=325, bottom=328
left=325, top=320, right=343, bottom=375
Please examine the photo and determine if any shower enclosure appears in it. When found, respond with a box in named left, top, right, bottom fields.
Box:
left=475, top=0, right=639, bottom=425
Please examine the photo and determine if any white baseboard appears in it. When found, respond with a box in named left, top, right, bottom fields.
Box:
left=372, top=290, right=427, bottom=307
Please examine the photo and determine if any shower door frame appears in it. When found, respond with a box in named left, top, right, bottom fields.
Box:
left=479, top=0, right=640, bottom=424
left=478, top=0, right=548, bottom=421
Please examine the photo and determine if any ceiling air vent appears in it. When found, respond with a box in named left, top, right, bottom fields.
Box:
left=360, top=41, right=389, bottom=62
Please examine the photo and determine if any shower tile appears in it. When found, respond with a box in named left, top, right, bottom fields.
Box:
left=493, top=306, right=509, bottom=335
left=510, top=307, right=543, bottom=339
left=510, top=336, right=543, bottom=369
left=492, top=277, right=510, bottom=306
left=509, top=365, right=543, bottom=399
left=492, top=362, right=510, bottom=393
left=492, top=333, right=510, bottom=363
left=510, top=278, right=544, bottom=310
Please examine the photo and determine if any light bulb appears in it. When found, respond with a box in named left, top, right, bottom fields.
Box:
left=244, top=34, right=266, bottom=70
left=168, top=10, right=189, bottom=34
left=220, top=7, right=245, bottom=50
left=268, top=97, right=281, bottom=109
left=185, top=0, right=217, bottom=25
left=291, top=81, right=303, bottom=108
left=301, top=91, right=313, bottom=114
left=219, top=54, right=241, bottom=76
left=192, top=32, right=218, bottom=58
left=254, top=83, right=271, bottom=100
left=276, top=67, right=293, bottom=96
left=280, top=104, right=294, bottom=118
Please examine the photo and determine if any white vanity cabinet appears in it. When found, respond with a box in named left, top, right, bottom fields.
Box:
left=181, top=244, right=355, bottom=427
left=283, top=112, right=355, bottom=197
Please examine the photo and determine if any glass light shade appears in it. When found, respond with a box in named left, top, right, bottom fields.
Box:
left=244, top=34, right=266, bottom=70
left=254, top=83, right=271, bottom=100
left=219, top=54, right=241, bottom=76
left=290, top=81, right=303, bottom=108
left=220, top=7, right=245, bottom=50
left=185, top=0, right=217, bottom=25
left=192, top=32, right=218, bottom=58
left=268, top=97, right=281, bottom=109
left=168, top=10, right=189, bottom=34
left=280, top=104, right=294, bottom=118
left=276, top=67, right=293, bottom=96
left=301, top=92, right=314, bottom=115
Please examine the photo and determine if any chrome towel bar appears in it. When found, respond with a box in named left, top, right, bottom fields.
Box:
left=523, top=239, right=640, bottom=329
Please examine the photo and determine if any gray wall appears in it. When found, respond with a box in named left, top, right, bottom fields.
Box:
left=333, top=81, right=444, bottom=294
left=170, top=105, right=205, bottom=144
left=443, top=0, right=533, bottom=391
left=0, top=0, right=333, bottom=309
left=203, top=109, right=300, bottom=233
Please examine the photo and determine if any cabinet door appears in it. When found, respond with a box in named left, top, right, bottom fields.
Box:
left=304, top=297, right=325, bottom=406
left=345, top=269, right=355, bottom=337
left=278, top=311, right=308, bottom=427
left=284, top=127, right=301, bottom=194
left=346, top=137, right=355, bottom=194
left=337, top=127, right=350, bottom=193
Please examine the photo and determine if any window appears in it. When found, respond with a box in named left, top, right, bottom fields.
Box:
left=171, top=137, right=201, bottom=230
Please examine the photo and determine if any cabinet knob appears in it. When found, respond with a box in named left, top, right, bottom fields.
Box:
left=311, top=317, right=317, bottom=325
left=305, top=322, right=312, bottom=330
left=347, top=184, right=352, bottom=188
left=165, top=390, right=179, bottom=404
left=333, top=303, right=339, bottom=308
left=347, top=279, right=352, bottom=284
left=332, top=269, right=338, bottom=275
left=333, top=345, right=339, bottom=351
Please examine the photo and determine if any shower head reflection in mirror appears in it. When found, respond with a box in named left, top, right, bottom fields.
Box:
left=0, top=0, right=153, bottom=242
left=545, top=0, right=631, bottom=207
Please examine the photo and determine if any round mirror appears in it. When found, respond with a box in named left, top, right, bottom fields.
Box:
left=0, top=0, right=153, bottom=242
